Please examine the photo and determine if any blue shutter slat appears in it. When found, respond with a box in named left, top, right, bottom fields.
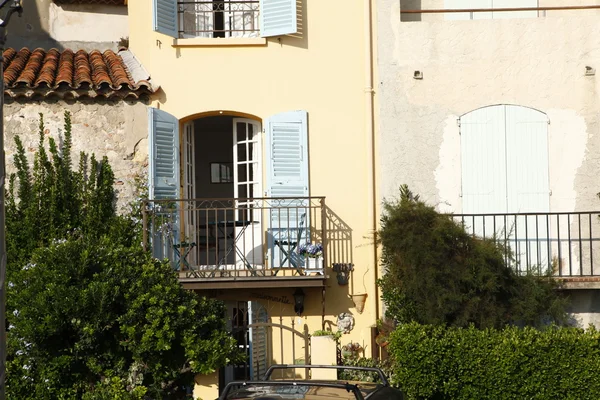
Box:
left=153, top=0, right=178, bottom=38
left=260, top=0, right=297, bottom=37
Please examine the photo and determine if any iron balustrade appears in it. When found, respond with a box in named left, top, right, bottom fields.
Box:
left=177, top=0, right=260, bottom=38
left=450, top=211, right=600, bottom=277
left=142, top=197, right=327, bottom=279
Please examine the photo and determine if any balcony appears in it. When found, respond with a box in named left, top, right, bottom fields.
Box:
left=451, top=212, right=600, bottom=283
left=142, top=197, right=335, bottom=289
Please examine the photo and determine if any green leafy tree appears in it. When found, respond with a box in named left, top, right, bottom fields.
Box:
left=4, top=112, right=241, bottom=399
left=378, top=185, right=569, bottom=329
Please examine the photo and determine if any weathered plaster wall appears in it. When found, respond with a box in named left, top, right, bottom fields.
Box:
left=567, top=290, right=600, bottom=328
left=49, top=3, right=128, bottom=45
left=378, top=0, right=600, bottom=214
left=6, top=0, right=127, bottom=51
left=377, top=0, right=600, bottom=327
left=4, top=100, right=148, bottom=211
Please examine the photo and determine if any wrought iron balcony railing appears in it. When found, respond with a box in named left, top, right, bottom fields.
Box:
left=142, top=197, right=327, bottom=279
left=451, top=211, right=600, bottom=277
left=177, top=0, right=260, bottom=38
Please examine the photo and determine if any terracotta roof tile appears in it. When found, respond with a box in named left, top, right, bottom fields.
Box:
left=35, top=48, right=60, bottom=87
left=56, top=49, right=74, bottom=87
left=2, top=47, right=156, bottom=100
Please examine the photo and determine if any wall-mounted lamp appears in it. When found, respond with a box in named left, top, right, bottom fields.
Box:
left=585, top=66, right=596, bottom=76
left=293, top=288, right=305, bottom=316
left=413, top=70, right=423, bottom=80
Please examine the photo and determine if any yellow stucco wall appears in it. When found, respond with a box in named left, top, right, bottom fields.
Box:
left=128, top=0, right=380, bottom=394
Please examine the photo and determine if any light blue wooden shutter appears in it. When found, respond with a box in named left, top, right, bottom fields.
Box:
left=505, top=105, right=549, bottom=271
left=260, top=0, right=298, bottom=37
left=153, top=0, right=178, bottom=38
left=149, top=108, right=180, bottom=261
left=461, top=105, right=507, bottom=216
left=265, top=110, right=308, bottom=198
left=149, top=108, right=180, bottom=199
left=504, top=105, right=549, bottom=213
left=249, top=302, right=268, bottom=380
left=265, top=110, right=309, bottom=270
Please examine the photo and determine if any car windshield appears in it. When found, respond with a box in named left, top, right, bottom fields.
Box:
left=224, top=382, right=378, bottom=399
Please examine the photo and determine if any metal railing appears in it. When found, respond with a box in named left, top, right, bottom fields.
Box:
left=142, top=197, right=327, bottom=279
left=451, top=211, right=600, bottom=277
left=177, top=0, right=260, bottom=38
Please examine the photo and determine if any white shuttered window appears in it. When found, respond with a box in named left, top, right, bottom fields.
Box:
left=153, top=0, right=297, bottom=38
left=445, top=0, right=538, bottom=20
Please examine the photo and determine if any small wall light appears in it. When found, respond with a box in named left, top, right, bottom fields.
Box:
left=413, top=70, right=423, bottom=80
left=293, top=288, right=305, bottom=316
left=585, top=66, right=596, bottom=76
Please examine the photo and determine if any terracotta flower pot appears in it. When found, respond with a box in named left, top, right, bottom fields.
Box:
left=349, top=293, right=368, bottom=314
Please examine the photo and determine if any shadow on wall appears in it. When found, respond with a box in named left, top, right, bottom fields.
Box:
left=6, top=0, right=63, bottom=50
left=565, top=289, right=600, bottom=328
left=324, top=206, right=353, bottom=275
left=401, top=0, right=422, bottom=22
left=323, top=206, right=357, bottom=316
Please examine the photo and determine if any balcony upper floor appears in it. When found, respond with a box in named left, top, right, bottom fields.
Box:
left=142, top=197, right=355, bottom=290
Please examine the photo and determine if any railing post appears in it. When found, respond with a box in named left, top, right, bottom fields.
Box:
left=320, top=198, right=327, bottom=269
left=142, top=200, right=148, bottom=252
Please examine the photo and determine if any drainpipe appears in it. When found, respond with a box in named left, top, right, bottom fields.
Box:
left=363, top=0, right=379, bottom=323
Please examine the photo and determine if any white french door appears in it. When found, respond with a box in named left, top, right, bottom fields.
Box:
left=461, top=105, right=549, bottom=271
left=233, top=119, right=263, bottom=268
left=183, top=122, right=197, bottom=265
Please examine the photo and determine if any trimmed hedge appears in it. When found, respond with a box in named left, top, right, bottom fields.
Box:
left=388, top=323, right=600, bottom=399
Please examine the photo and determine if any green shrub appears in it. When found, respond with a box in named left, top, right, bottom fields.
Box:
left=4, top=112, right=242, bottom=399
left=338, top=357, right=394, bottom=384
left=378, top=185, right=568, bottom=329
left=388, top=323, right=600, bottom=399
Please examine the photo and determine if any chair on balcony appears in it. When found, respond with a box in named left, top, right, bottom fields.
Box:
left=273, top=213, right=307, bottom=275
left=185, top=235, right=220, bottom=278
left=173, top=241, right=196, bottom=272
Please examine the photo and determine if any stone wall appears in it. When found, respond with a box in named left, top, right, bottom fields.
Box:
left=4, top=99, right=149, bottom=212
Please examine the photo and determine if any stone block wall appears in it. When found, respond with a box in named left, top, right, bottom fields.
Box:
left=4, top=99, right=149, bottom=212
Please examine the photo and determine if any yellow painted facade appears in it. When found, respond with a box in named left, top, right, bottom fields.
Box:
left=128, top=0, right=381, bottom=395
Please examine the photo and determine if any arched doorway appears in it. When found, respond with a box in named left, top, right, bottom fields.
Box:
left=182, top=114, right=263, bottom=268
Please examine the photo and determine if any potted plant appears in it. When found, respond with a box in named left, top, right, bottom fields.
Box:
left=375, top=319, right=393, bottom=348
left=341, top=342, right=363, bottom=359
left=298, top=242, right=324, bottom=272
left=310, top=330, right=342, bottom=379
